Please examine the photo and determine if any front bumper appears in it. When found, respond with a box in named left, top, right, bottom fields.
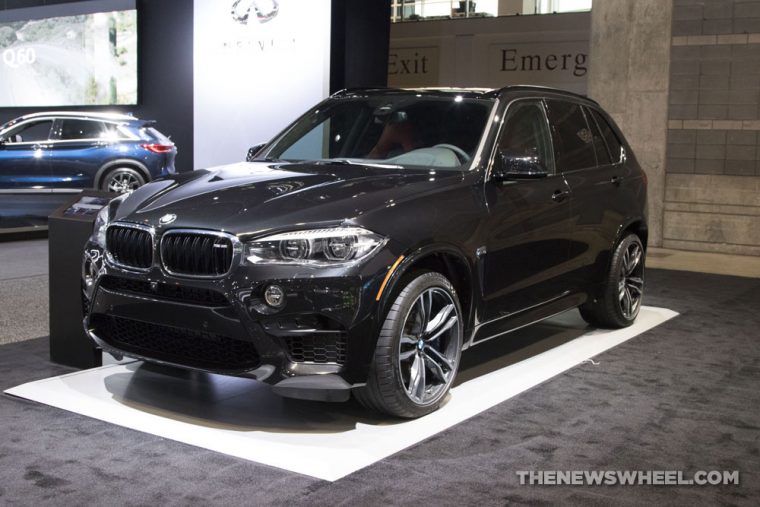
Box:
left=81, top=241, right=398, bottom=400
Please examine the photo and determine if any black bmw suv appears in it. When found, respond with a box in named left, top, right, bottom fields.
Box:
left=82, top=86, right=647, bottom=418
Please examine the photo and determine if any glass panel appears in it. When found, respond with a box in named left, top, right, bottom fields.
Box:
left=584, top=106, right=612, bottom=166
left=390, top=0, right=589, bottom=22
left=4, top=120, right=53, bottom=143
left=498, top=100, right=555, bottom=175
left=545, top=99, right=597, bottom=172
left=590, top=108, right=623, bottom=164
left=265, top=95, right=493, bottom=170
left=58, top=119, right=106, bottom=140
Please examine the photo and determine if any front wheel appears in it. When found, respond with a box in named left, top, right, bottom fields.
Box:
left=355, top=272, right=463, bottom=418
left=579, top=233, right=645, bottom=328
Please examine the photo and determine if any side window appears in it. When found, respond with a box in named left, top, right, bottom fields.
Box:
left=545, top=100, right=597, bottom=172
left=496, top=100, right=556, bottom=175
left=102, top=124, right=133, bottom=141
left=584, top=106, right=612, bottom=166
left=590, top=108, right=623, bottom=164
left=57, top=119, right=106, bottom=140
left=4, top=120, right=53, bottom=143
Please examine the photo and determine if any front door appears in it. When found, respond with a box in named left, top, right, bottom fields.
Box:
left=0, top=119, right=54, bottom=190
left=479, top=99, right=575, bottom=335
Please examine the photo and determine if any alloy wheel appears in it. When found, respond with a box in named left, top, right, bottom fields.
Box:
left=106, top=170, right=142, bottom=193
left=398, top=287, right=460, bottom=406
left=618, top=242, right=644, bottom=319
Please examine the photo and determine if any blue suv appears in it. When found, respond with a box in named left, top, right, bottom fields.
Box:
left=0, top=112, right=176, bottom=194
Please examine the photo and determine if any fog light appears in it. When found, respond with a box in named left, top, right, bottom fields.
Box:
left=264, top=284, right=286, bottom=308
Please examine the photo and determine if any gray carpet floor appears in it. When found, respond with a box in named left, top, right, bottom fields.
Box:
left=0, top=240, right=49, bottom=344
left=0, top=267, right=758, bottom=505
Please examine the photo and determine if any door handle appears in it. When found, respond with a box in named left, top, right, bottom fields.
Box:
left=611, top=175, right=624, bottom=186
left=552, top=189, right=570, bottom=203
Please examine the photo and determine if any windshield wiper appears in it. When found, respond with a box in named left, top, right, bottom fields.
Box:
left=311, top=158, right=403, bottom=169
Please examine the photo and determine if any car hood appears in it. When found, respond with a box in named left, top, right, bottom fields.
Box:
left=114, top=161, right=464, bottom=236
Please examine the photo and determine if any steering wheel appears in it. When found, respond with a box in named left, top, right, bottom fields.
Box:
left=433, top=144, right=471, bottom=164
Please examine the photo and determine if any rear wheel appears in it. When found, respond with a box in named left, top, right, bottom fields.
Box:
left=579, top=233, right=645, bottom=328
left=101, top=167, right=145, bottom=193
left=355, top=271, right=463, bottom=418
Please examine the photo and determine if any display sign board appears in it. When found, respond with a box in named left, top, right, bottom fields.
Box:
left=487, top=40, right=588, bottom=90
left=389, top=12, right=590, bottom=94
left=0, top=0, right=138, bottom=107
left=193, top=0, right=331, bottom=169
left=388, top=47, right=441, bottom=88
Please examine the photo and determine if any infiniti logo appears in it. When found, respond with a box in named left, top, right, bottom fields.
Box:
left=159, top=214, right=177, bottom=225
left=231, top=0, right=279, bottom=25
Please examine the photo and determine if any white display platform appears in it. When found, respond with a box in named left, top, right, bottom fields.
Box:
left=5, top=306, right=676, bottom=481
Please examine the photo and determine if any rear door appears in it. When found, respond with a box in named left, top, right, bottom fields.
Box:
left=48, top=118, right=109, bottom=189
left=546, top=100, right=627, bottom=286
left=0, top=119, right=54, bottom=190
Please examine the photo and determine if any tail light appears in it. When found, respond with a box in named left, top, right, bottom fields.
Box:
left=141, top=143, right=174, bottom=153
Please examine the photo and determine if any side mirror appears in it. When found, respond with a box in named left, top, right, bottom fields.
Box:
left=492, top=151, right=548, bottom=182
left=246, top=143, right=267, bottom=162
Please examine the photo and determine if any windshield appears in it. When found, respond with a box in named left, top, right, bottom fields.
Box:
left=260, top=94, right=494, bottom=171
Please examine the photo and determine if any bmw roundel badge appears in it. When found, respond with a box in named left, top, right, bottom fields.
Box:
left=159, top=213, right=177, bottom=225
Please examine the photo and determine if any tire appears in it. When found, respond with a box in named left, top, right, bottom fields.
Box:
left=579, top=233, right=645, bottom=329
left=354, top=271, right=463, bottom=418
left=100, top=167, right=146, bottom=193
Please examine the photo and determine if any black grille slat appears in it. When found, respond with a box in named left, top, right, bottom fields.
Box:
left=167, top=236, right=177, bottom=272
left=214, top=239, right=226, bottom=275
left=162, top=232, right=233, bottom=277
left=107, top=225, right=153, bottom=270
left=126, top=229, right=136, bottom=265
left=91, top=315, right=259, bottom=370
left=140, top=232, right=151, bottom=267
left=197, top=236, right=209, bottom=273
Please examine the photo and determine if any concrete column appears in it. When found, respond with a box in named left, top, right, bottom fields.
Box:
left=588, top=0, right=673, bottom=247
left=497, top=0, right=524, bottom=16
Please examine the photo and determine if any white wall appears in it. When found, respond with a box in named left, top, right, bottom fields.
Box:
left=193, top=0, right=331, bottom=169
left=389, top=12, right=590, bottom=94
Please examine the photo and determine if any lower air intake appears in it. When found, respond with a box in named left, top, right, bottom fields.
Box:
left=91, top=315, right=259, bottom=371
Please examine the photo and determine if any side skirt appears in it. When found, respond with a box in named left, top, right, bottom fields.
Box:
left=466, top=292, right=587, bottom=347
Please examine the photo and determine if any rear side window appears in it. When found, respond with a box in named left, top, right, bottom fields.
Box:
left=58, top=119, right=106, bottom=140
left=584, top=106, right=612, bottom=166
left=545, top=100, right=596, bottom=172
left=589, top=108, right=623, bottom=164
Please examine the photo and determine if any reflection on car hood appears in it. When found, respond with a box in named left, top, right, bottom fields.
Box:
left=114, top=161, right=463, bottom=236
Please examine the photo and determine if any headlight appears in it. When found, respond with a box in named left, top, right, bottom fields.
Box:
left=246, top=227, right=386, bottom=266
left=91, top=194, right=127, bottom=248
left=92, top=205, right=110, bottom=248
